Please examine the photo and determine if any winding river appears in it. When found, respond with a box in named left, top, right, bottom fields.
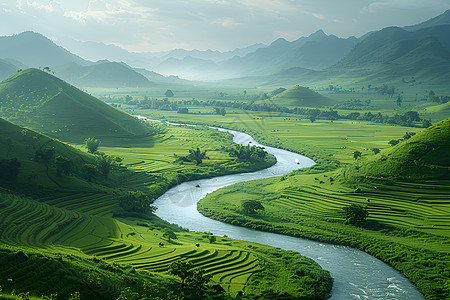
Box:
left=153, top=125, right=424, bottom=299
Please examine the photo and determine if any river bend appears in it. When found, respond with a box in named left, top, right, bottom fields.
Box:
left=154, top=126, right=424, bottom=300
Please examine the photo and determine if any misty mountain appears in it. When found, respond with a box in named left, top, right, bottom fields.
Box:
left=56, top=37, right=164, bottom=69
left=152, top=30, right=357, bottom=80
left=52, top=61, right=152, bottom=88
left=158, top=43, right=266, bottom=63
left=0, top=31, right=88, bottom=68
left=153, top=56, right=221, bottom=80
left=329, top=25, right=450, bottom=83
left=222, top=30, right=357, bottom=77
left=58, top=36, right=265, bottom=71
left=404, top=9, right=450, bottom=32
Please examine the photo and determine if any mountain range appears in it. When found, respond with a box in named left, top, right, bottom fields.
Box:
left=0, top=9, right=449, bottom=86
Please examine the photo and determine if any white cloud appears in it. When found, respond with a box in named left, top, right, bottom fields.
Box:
left=16, top=0, right=62, bottom=13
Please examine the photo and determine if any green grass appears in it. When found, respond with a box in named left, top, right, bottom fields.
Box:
left=0, top=69, right=150, bottom=143
left=258, top=85, right=335, bottom=107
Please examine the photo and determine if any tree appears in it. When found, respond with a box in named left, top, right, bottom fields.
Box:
left=353, top=151, right=362, bottom=160
left=165, top=89, right=174, bottom=97
left=54, top=156, right=73, bottom=177
left=403, top=132, right=416, bottom=140
left=169, top=260, right=212, bottom=290
left=188, top=148, right=208, bottom=165
left=162, top=229, right=177, bottom=241
left=34, top=148, right=55, bottom=177
left=388, top=139, right=400, bottom=147
left=81, top=164, right=98, bottom=182
left=119, top=191, right=156, bottom=214
left=372, top=148, right=380, bottom=155
left=169, top=261, right=192, bottom=288
left=342, top=204, right=369, bottom=225
left=242, top=199, right=264, bottom=215
left=84, top=138, right=101, bottom=154
left=213, top=107, right=226, bottom=116
left=177, top=107, right=189, bottom=114
left=308, top=116, right=316, bottom=123
left=95, top=154, right=117, bottom=178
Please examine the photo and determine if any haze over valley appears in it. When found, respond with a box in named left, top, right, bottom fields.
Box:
left=0, top=2, right=449, bottom=300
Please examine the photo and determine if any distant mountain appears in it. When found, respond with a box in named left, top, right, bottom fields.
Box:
left=341, top=118, right=450, bottom=182
left=221, top=30, right=358, bottom=77
left=56, top=37, right=164, bottom=69
left=154, top=56, right=220, bottom=80
left=0, top=69, right=150, bottom=142
left=52, top=61, right=151, bottom=88
left=258, top=85, right=334, bottom=108
left=404, top=9, right=450, bottom=32
left=152, top=30, right=356, bottom=80
left=0, top=31, right=88, bottom=67
left=58, top=36, right=265, bottom=71
left=332, top=25, right=450, bottom=83
left=159, top=43, right=266, bottom=63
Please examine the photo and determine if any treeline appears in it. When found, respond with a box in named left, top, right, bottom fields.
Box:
left=106, top=96, right=430, bottom=128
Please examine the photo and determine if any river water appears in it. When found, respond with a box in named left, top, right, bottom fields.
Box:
left=154, top=126, right=424, bottom=299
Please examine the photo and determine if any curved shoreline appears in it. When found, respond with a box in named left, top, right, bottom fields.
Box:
left=153, top=123, right=424, bottom=299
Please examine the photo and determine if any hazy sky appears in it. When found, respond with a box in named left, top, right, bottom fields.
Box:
left=1, top=0, right=449, bottom=52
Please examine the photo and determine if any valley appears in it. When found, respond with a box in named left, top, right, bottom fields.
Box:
left=0, top=6, right=449, bottom=300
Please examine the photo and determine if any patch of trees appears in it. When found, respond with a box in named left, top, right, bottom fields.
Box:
left=169, top=260, right=212, bottom=292
left=176, top=148, right=208, bottom=165
left=241, top=199, right=265, bottom=215
left=388, top=131, right=416, bottom=147
left=213, top=107, right=226, bottom=116
left=118, top=191, right=156, bottom=214
left=229, top=145, right=269, bottom=162
left=427, top=91, right=450, bottom=104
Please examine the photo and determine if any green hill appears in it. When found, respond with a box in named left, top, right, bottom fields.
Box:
left=0, top=68, right=151, bottom=142
left=259, top=85, right=334, bottom=107
left=53, top=61, right=152, bottom=88
left=340, top=118, right=450, bottom=182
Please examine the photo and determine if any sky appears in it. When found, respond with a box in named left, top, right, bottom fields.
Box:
left=1, top=0, right=449, bottom=52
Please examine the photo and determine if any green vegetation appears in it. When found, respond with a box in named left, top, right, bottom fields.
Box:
left=0, top=69, right=151, bottom=143
left=198, top=118, right=450, bottom=300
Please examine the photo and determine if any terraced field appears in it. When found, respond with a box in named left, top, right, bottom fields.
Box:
left=276, top=179, right=450, bottom=235
left=0, top=191, right=270, bottom=294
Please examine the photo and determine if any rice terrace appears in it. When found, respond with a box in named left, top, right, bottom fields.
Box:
left=0, top=2, right=449, bottom=300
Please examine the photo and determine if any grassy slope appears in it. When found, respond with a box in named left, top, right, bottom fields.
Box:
left=340, top=118, right=450, bottom=181
left=257, top=85, right=335, bottom=108
left=0, top=69, right=149, bottom=142
left=197, top=117, right=450, bottom=300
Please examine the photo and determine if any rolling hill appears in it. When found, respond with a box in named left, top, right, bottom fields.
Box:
left=259, top=85, right=334, bottom=108
left=53, top=61, right=152, bottom=88
left=340, top=118, right=450, bottom=182
left=0, top=69, right=151, bottom=142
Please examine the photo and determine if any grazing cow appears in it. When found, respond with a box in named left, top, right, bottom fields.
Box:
left=195, top=243, right=200, bottom=247
left=159, top=242, right=164, bottom=247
